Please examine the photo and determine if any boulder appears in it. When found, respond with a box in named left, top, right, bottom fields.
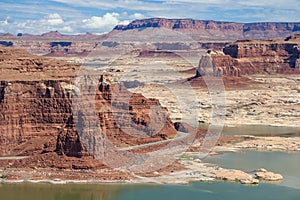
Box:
left=254, top=169, right=283, bottom=181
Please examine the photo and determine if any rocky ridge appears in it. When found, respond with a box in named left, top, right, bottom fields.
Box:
left=1, top=18, right=300, bottom=57
left=114, top=18, right=300, bottom=40
left=0, top=47, right=177, bottom=169
left=195, top=35, right=300, bottom=77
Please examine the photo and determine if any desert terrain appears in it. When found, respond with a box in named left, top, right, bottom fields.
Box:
left=0, top=18, right=300, bottom=187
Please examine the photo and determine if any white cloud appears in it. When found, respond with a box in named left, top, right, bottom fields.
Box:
left=61, top=26, right=73, bottom=33
left=1, top=12, right=131, bottom=35
left=0, top=17, right=10, bottom=27
left=83, top=13, right=120, bottom=29
left=1, top=0, right=300, bottom=34
left=129, top=13, right=146, bottom=20
left=52, top=0, right=164, bottom=11
left=81, top=13, right=130, bottom=33
left=45, top=13, right=64, bottom=25
left=51, top=0, right=300, bottom=11
left=49, top=0, right=300, bottom=23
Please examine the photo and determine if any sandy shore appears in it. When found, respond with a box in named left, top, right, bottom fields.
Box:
left=0, top=163, right=283, bottom=185
left=1, top=132, right=298, bottom=186
left=2, top=135, right=291, bottom=186
left=218, top=135, right=300, bottom=152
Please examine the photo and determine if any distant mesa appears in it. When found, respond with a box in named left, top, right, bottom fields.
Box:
left=41, top=30, right=63, bottom=38
left=113, top=18, right=300, bottom=40
left=0, top=33, right=14, bottom=37
left=0, top=18, right=300, bottom=57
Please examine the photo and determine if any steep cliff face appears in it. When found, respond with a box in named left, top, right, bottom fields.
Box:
left=113, top=18, right=300, bottom=40
left=222, top=35, right=300, bottom=74
left=114, top=18, right=242, bottom=30
left=195, top=35, right=300, bottom=78
left=0, top=47, right=177, bottom=169
left=196, top=51, right=240, bottom=77
left=243, top=23, right=300, bottom=39
left=0, top=80, right=73, bottom=156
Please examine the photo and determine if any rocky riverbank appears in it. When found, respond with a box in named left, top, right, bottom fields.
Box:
left=0, top=148, right=284, bottom=186
left=218, top=135, right=300, bottom=152
left=133, top=158, right=282, bottom=185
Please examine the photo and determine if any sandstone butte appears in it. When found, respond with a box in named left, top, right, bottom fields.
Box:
left=0, top=47, right=178, bottom=170
left=194, top=34, right=300, bottom=79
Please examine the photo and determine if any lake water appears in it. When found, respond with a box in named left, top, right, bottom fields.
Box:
left=0, top=181, right=299, bottom=200
left=198, top=123, right=300, bottom=136
left=1, top=150, right=299, bottom=200
left=204, top=150, right=300, bottom=189
left=1, top=125, right=300, bottom=200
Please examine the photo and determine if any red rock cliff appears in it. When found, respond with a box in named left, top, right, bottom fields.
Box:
left=114, top=18, right=300, bottom=40
left=222, top=35, right=300, bottom=74
left=196, top=35, right=300, bottom=78
left=0, top=47, right=177, bottom=169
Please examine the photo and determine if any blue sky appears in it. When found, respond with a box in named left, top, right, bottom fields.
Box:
left=1, top=0, right=300, bottom=34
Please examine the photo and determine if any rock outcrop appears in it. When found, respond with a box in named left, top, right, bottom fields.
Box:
left=0, top=47, right=177, bottom=169
left=113, top=18, right=300, bottom=40
left=254, top=168, right=283, bottom=181
left=0, top=32, right=100, bottom=56
left=211, top=169, right=259, bottom=184
left=223, top=35, right=300, bottom=75
left=196, top=51, right=241, bottom=77
left=195, top=35, right=300, bottom=78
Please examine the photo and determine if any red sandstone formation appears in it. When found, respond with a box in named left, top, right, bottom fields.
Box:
left=41, top=31, right=63, bottom=38
left=0, top=47, right=177, bottom=169
left=222, top=35, right=300, bottom=74
left=0, top=31, right=101, bottom=56
left=113, top=18, right=300, bottom=40
left=195, top=35, right=300, bottom=78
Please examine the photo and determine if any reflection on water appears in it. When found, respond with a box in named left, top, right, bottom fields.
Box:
left=0, top=182, right=299, bottom=200
left=198, top=123, right=300, bottom=136
left=1, top=125, right=300, bottom=200
left=0, top=183, right=161, bottom=200
left=0, top=183, right=121, bottom=200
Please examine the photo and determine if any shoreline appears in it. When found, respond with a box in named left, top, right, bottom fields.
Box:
left=0, top=136, right=300, bottom=185
left=3, top=135, right=297, bottom=186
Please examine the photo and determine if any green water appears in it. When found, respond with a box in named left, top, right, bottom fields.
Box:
left=0, top=182, right=299, bottom=200
left=204, top=150, right=300, bottom=189
left=198, top=123, right=300, bottom=136
left=1, top=125, right=300, bottom=199
left=1, top=150, right=299, bottom=200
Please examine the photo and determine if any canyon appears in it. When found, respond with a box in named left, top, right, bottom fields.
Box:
left=0, top=47, right=177, bottom=170
left=1, top=18, right=300, bottom=186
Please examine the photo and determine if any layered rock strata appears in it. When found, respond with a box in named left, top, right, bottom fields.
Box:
left=0, top=47, right=177, bottom=169
left=114, top=18, right=300, bottom=40
left=196, top=35, right=300, bottom=77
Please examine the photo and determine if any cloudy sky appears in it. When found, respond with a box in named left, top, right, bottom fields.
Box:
left=1, top=0, right=299, bottom=35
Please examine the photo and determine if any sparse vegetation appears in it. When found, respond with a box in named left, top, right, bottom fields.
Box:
left=0, top=174, right=8, bottom=179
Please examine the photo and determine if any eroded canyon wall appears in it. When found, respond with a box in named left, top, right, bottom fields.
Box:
left=196, top=35, right=300, bottom=77
left=0, top=47, right=177, bottom=169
